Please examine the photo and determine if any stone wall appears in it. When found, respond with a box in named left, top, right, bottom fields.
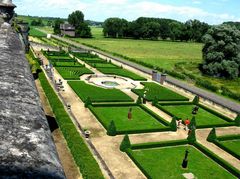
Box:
left=0, top=27, right=65, bottom=178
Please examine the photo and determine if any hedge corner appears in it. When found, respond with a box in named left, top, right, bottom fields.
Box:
left=235, top=114, right=240, bottom=126
left=207, top=128, right=217, bottom=142
left=107, top=120, right=117, bottom=136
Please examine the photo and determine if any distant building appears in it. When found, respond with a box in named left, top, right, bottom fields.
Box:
left=60, top=23, right=75, bottom=37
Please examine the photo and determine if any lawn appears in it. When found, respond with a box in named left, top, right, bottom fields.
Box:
left=132, top=82, right=188, bottom=101
left=90, top=105, right=168, bottom=133
left=56, top=67, right=93, bottom=80
left=68, top=81, right=133, bottom=102
left=92, top=63, right=119, bottom=68
left=97, top=68, right=146, bottom=81
left=29, top=27, right=46, bottom=37
left=219, top=139, right=240, bottom=156
left=129, top=145, right=234, bottom=179
left=160, top=104, right=231, bottom=127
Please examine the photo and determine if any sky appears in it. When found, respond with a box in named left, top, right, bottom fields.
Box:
left=13, top=0, right=240, bottom=24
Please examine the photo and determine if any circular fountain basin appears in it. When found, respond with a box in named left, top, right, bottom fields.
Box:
left=102, top=81, right=119, bottom=87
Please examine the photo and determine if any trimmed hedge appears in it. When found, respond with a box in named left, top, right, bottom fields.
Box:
left=158, top=101, right=192, bottom=106
left=38, top=72, right=104, bottom=179
left=193, top=142, right=240, bottom=178
left=213, top=140, right=240, bottom=160
left=89, top=104, right=171, bottom=135
left=198, top=104, right=233, bottom=123
left=217, top=134, right=240, bottom=141
left=131, top=139, right=188, bottom=150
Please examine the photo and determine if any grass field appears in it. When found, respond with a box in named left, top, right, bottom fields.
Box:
left=56, top=67, right=93, bottom=80
left=53, top=61, right=82, bottom=67
left=68, top=81, right=133, bottom=102
left=90, top=106, right=167, bottom=133
left=161, top=104, right=230, bottom=127
left=29, top=27, right=46, bottom=37
left=132, top=82, right=188, bottom=101
left=219, top=139, right=240, bottom=156
left=129, top=145, right=234, bottom=178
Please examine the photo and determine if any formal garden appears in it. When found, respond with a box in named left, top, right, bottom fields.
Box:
left=39, top=48, right=240, bottom=178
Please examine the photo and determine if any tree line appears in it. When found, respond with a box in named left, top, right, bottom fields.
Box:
left=103, top=17, right=210, bottom=42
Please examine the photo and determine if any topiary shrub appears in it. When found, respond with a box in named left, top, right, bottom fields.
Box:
left=136, top=96, right=142, bottom=104
left=152, top=96, right=158, bottom=106
left=187, top=129, right=196, bottom=144
left=189, top=116, right=196, bottom=130
left=120, top=134, right=131, bottom=152
left=207, top=128, right=217, bottom=142
left=193, top=96, right=199, bottom=105
left=170, top=116, right=177, bottom=131
left=107, top=120, right=117, bottom=136
left=235, top=114, right=240, bottom=126
left=85, top=97, right=92, bottom=108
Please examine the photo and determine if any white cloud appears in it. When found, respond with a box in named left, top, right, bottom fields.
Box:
left=14, top=0, right=240, bottom=24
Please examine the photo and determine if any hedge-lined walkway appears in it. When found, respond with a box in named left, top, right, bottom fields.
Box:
left=196, top=127, right=240, bottom=170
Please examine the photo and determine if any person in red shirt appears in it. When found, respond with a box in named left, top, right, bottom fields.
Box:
left=184, top=118, right=190, bottom=131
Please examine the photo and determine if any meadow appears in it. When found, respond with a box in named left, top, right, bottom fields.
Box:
left=128, top=145, right=234, bottom=179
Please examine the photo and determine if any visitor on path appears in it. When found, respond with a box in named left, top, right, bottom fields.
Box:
left=184, top=119, right=190, bottom=131
left=177, top=119, right=182, bottom=129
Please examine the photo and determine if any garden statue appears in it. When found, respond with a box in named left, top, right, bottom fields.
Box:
left=0, top=0, right=16, bottom=25
left=192, top=105, right=199, bottom=115
left=182, top=149, right=189, bottom=168
left=128, top=107, right=132, bottom=120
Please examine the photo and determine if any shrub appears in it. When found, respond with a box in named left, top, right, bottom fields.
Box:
left=196, top=80, right=219, bottom=92
left=193, top=96, right=199, bottom=105
left=152, top=96, right=158, bottom=106
left=207, top=128, right=217, bottom=142
left=85, top=97, right=92, bottom=108
left=136, top=96, right=142, bottom=104
left=187, top=129, right=196, bottom=144
left=235, top=114, right=240, bottom=126
left=170, top=116, right=177, bottom=131
left=120, top=134, right=131, bottom=152
left=189, top=116, right=196, bottom=130
left=107, top=120, right=117, bottom=136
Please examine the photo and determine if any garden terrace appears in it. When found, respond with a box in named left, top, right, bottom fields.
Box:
left=132, top=82, right=189, bottom=101
left=53, top=61, right=82, bottom=67
left=89, top=104, right=170, bottom=134
left=127, top=144, right=235, bottom=179
left=156, top=103, right=235, bottom=128
left=68, top=81, right=133, bottom=102
left=56, top=67, right=93, bottom=80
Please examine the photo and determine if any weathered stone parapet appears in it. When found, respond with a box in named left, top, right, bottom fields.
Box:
left=0, top=26, right=65, bottom=178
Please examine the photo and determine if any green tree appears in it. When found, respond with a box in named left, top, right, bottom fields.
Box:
left=170, top=116, right=177, bottom=131
left=68, top=10, right=92, bottom=38
left=187, top=129, right=196, bottom=144
left=207, top=128, right=217, bottom=142
left=201, top=24, right=240, bottom=79
left=193, top=96, right=199, bottom=105
left=53, top=18, right=64, bottom=34
left=235, top=114, right=240, bottom=126
left=120, top=134, right=131, bottom=152
left=107, top=120, right=117, bottom=136
left=189, top=116, right=196, bottom=130
left=103, top=18, right=129, bottom=38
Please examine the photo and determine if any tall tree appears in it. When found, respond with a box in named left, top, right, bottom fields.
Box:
left=103, top=18, right=128, bottom=38
left=201, top=24, right=240, bottom=79
left=53, top=18, right=64, bottom=34
left=68, top=10, right=92, bottom=38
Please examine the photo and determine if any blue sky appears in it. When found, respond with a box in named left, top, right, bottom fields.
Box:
left=14, top=0, right=240, bottom=24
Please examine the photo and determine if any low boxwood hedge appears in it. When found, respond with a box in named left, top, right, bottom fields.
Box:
left=38, top=72, right=104, bottom=179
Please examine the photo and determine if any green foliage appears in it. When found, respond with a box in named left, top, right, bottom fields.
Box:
left=103, top=18, right=129, bottom=38
left=53, top=18, right=64, bottom=34
left=202, top=24, right=240, bottom=79
left=38, top=72, right=104, bottom=179
left=56, top=67, right=93, bottom=80
left=29, top=27, right=46, bottom=37
left=235, top=114, right=240, bottom=126
left=170, top=116, right=177, bottom=131
left=193, top=96, right=199, bottom=105
left=207, top=128, right=217, bottom=142
left=196, top=80, right=219, bottom=92
left=136, top=96, right=142, bottom=104
left=31, top=18, right=44, bottom=26
left=189, top=116, right=196, bottom=130
left=120, top=134, right=131, bottom=152
left=187, top=129, right=196, bottom=144
left=132, top=82, right=189, bottom=101
left=107, top=120, right=117, bottom=136
left=85, top=97, right=92, bottom=108
left=152, top=96, right=158, bottom=106
left=68, top=10, right=92, bottom=38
